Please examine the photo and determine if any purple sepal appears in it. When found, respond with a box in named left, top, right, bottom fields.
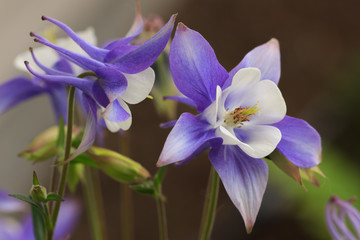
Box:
left=103, top=45, right=138, bottom=63
left=163, top=96, right=197, bottom=108
left=209, top=145, right=268, bottom=233
left=226, top=38, right=281, bottom=88
left=109, top=14, right=176, bottom=74
left=169, top=23, right=229, bottom=112
left=273, top=115, right=321, bottom=168
left=0, top=76, right=46, bottom=115
left=157, top=113, right=221, bottom=167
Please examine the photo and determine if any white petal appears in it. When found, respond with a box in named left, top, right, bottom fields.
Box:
left=121, top=68, right=155, bottom=104
left=14, top=27, right=97, bottom=74
left=234, top=125, right=282, bottom=158
left=239, top=80, right=286, bottom=125
left=224, top=67, right=261, bottom=110
left=215, top=126, right=256, bottom=156
left=104, top=99, right=132, bottom=132
left=201, top=85, right=222, bottom=126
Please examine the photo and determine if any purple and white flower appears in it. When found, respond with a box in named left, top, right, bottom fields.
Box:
left=326, top=195, right=360, bottom=240
left=25, top=6, right=176, bottom=159
left=0, top=27, right=98, bottom=123
left=157, top=23, right=321, bottom=232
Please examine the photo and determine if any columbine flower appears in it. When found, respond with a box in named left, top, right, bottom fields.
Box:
left=326, top=195, right=360, bottom=240
left=0, top=189, right=80, bottom=240
left=0, top=27, right=97, bottom=123
left=25, top=6, right=176, bottom=159
left=157, top=23, right=322, bottom=232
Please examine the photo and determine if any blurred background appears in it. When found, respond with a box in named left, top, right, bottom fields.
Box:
left=1, top=0, right=360, bottom=239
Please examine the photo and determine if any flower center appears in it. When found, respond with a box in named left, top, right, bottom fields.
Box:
left=223, top=102, right=260, bottom=128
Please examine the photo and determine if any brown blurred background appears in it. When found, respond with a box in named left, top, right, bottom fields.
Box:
left=1, top=0, right=360, bottom=239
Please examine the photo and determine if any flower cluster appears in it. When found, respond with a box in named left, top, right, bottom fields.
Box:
left=0, top=4, right=325, bottom=237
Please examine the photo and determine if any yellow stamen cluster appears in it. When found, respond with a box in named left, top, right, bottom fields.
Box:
left=223, top=102, right=260, bottom=127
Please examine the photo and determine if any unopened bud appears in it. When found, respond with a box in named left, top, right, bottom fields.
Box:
left=19, top=126, right=81, bottom=162
left=87, top=146, right=150, bottom=183
left=30, top=185, right=47, bottom=203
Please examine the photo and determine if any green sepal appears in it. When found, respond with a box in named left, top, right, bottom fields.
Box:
left=33, top=171, right=41, bottom=185
left=43, top=192, right=64, bottom=203
left=267, top=150, right=303, bottom=186
left=131, top=167, right=168, bottom=199
left=131, top=181, right=155, bottom=196
left=30, top=185, right=47, bottom=203
left=31, top=204, right=46, bottom=240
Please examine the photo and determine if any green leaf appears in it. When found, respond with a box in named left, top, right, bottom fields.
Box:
left=131, top=181, right=155, bottom=196
left=31, top=204, right=46, bottom=240
left=8, top=194, right=40, bottom=208
left=44, top=192, right=64, bottom=203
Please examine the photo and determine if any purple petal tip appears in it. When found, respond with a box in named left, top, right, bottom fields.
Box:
left=267, top=38, right=279, bottom=49
left=177, top=22, right=188, bottom=32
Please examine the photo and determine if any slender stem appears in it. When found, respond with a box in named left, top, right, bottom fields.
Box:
left=84, top=166, right=108, bottom=240
left=44, top=204, right=53, bottom=240
left=156, top=187, right=168, bottom=240
left=51, top=86, right=76, bottom=227
left=48, top=156, right=58, bottom=214
left=198, top=166, right=220, bottom=240
left=120, top=132, right=134, bottom=240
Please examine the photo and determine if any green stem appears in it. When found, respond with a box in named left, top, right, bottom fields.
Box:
left=44, top=204, right=53, bottom=240
left=156, top=187, right=168, bottom=240
left=120, top=132, right=134, bottom=240
left=48, top=156, right=58, bottom=214
left=84, top=166, right=108, bottom=240
left=51, top=86, right=75, bottom=227
left=198, top=166, right=220, bottom=240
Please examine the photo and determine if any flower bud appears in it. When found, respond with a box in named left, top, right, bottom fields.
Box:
left=19, top=126, right=81, bottom=162
left=87, top=146, right=150, bottom=183
left=30, top=185, right=47, bottom=203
